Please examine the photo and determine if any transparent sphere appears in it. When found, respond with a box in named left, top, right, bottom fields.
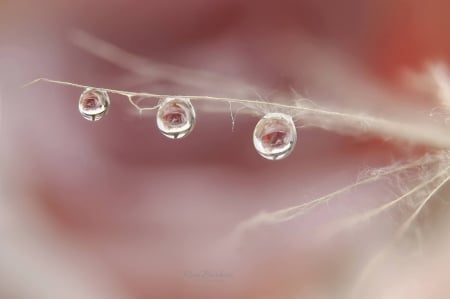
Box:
left=156, top=97, right=196, bottom=139
left=78, top=88, right=110, bottom=121
left=253, top=113, right=297, bottom=160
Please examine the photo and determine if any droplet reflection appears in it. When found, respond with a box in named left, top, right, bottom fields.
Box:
left=156, top=97, right=196, bottom=139
left=78, top=88, right=110, bottom=121
left=253, top=113, right=297, bottom=160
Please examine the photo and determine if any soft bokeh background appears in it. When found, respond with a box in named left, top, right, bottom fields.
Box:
left=1, top=1, right=450, bottom=298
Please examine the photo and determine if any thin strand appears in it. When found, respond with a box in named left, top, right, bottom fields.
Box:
left=127, top=95, right=146, bottom=113
left=229, top=102, right=236, bottom=132
left=321, top=165, right=450, bottom=238
left=24, top=78, right=356, bottom=112
left=396, top=172, right=450, bottom=237
left=350, top=168, right=450, bottom=299
left=232, top=154, right=442, bottom=235
left=25, top=78, right=450, bottom=149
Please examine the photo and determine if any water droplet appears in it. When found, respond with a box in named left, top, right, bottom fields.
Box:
left=78, top=88, right=110, bottom=121
left=253, top=113, right=297, bottom=160
left=157, top=97, right=196, bottom=139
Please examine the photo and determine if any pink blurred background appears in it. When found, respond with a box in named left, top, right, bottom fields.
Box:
left=1, top=0, right=450, bottom=298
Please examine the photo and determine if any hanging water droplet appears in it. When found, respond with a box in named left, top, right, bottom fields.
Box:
left=253, top=113, right=297, bottom=160
left=156, top=97, right=196, bottom=139
left=78, top=88, right=110, bottom=121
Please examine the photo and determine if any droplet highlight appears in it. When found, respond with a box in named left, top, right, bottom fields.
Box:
left=78, top=88, right=110, bottom=121
left=156, top=97, right=196, bottom=139
left=253, top=113, right=297, bottom=160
